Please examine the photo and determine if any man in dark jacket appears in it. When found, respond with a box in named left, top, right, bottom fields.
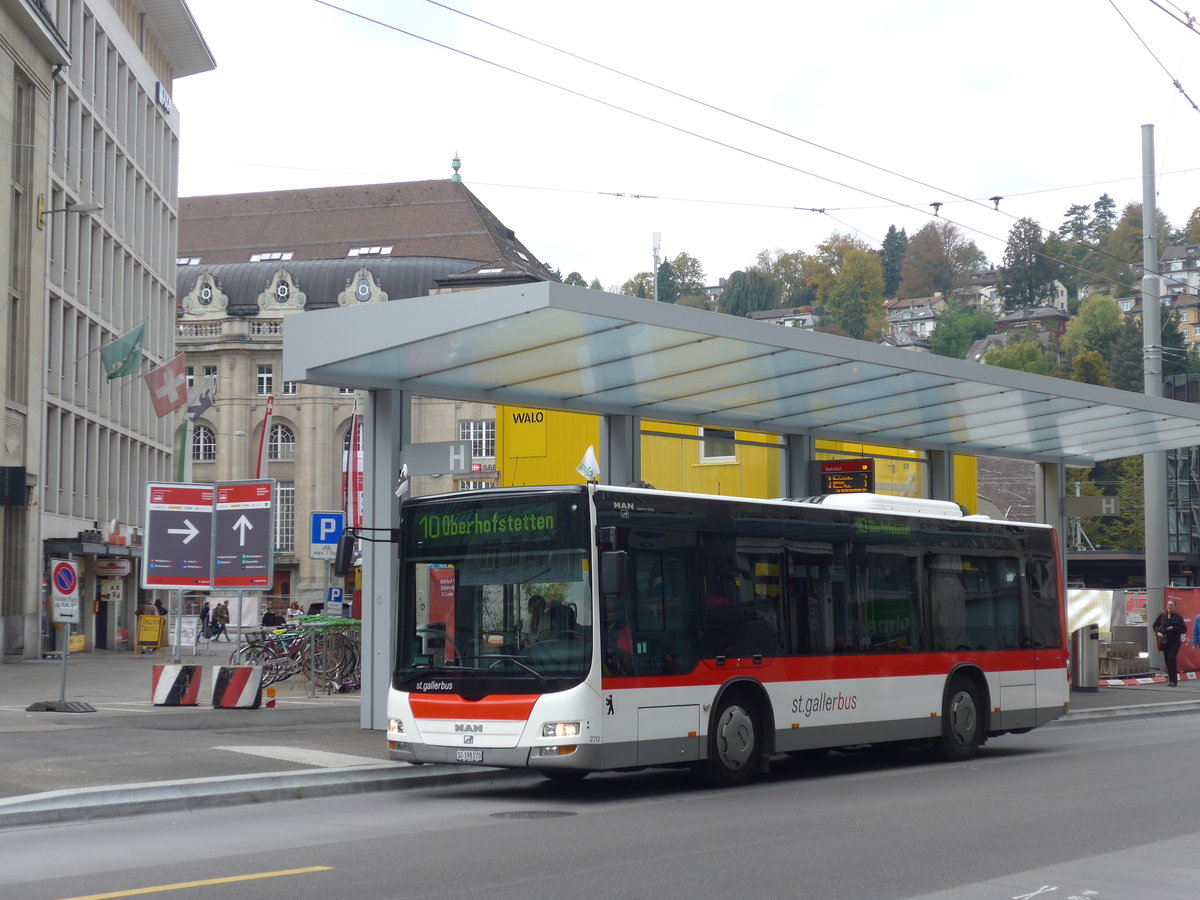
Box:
left=1154, top=599, right=1187, bottom=687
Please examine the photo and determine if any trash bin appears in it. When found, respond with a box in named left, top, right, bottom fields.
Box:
left=1070, top=623, right=1099, bottom=692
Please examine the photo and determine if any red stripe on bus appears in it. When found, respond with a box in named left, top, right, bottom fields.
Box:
left=409, top=694, right=540, bottom=720
left=602, top=649, right=1067, bottom=690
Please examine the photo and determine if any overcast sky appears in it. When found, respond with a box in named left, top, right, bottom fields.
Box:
left=174, top=0, right=1200, bottom=292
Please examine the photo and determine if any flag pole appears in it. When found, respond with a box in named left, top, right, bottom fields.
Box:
left=255, top=394, right=275, bottom=479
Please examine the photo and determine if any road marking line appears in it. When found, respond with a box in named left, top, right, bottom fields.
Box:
left=54, top=866, right=332, bottom=899
left=213, top=744, right=386, bottom=767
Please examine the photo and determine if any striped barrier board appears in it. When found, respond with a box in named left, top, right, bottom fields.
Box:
left=211, top=666, right=264, bottom=709
left=151, top=664, right=203, bottom=706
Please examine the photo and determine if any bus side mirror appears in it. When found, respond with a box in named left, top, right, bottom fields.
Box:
left=333, top=531, right=355, bottom=577
left=599, top=550, right=627, bottom=595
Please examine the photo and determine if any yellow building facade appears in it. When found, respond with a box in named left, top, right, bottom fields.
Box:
left=496, top=406, right=978, bottom=510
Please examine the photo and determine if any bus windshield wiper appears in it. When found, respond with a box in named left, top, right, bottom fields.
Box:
left=485, top=654, right=548, bottom=684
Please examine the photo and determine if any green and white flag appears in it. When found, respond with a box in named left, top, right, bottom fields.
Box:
left=99, top=324, right=145, bottom=379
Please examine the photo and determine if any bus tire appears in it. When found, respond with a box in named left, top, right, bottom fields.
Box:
left=697, top=693, right=759, bottom=788
left=934, top=675, right=983, bottom=762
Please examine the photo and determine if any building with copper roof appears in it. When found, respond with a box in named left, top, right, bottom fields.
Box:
left=175, top=178, right=557, bottom=610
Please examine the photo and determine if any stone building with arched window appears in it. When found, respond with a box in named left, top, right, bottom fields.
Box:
left=175, top=178, right=557, bottom=609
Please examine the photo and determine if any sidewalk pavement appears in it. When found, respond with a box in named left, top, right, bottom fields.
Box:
left=2, top=649, right=1198, bottom=829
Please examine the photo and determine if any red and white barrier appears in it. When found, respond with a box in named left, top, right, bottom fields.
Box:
left=151, top=664, right=203, bottom=706
left=211, top=666, right=264, bottom=709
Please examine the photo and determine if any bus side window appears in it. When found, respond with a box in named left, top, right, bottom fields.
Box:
left=928, top=554, right=969, bottom=651
left=1026, top=557, right=1060, bottom=649
left=863, top=552, right=920, bottom=652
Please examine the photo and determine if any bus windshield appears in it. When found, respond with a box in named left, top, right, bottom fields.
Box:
left=395, top=490, right=592, bottom=693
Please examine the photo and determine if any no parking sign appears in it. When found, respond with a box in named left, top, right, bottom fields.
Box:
left=50, top=558, right=80, bottom=623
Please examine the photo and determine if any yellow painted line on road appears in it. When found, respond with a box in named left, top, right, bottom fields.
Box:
left=55, top=866, right=333, bottom=899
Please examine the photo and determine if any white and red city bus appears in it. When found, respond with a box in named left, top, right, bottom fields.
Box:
left=387, top=485, right=1067, bottom=786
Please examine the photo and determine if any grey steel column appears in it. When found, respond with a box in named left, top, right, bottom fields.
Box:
left=361, top=388, right=408, bottom=731
left=600, top=415, right=641, bottom=486
left=1142, top=124, right=1168, bottom=670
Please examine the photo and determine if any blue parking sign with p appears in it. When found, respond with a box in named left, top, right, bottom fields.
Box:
left=310, top=511, right=345, bottom=560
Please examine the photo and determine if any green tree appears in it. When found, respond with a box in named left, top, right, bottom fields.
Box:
left=1059, top=203, right=1092, bottom=241
left=717, top=270, right=777, bottom=318
left=880, top=225, right=908, bottom=299
left=1091, top=193, right=1117, bottom=240
left=824, top=248, right=884, bottom=339
left=749, top=249, right=818, bottom=308
left=563, top=272, right=587, bottom=287
left=656, top=260, right=679, bottom=303
left=671, top=252, right=706, bottom=294
left=996, top=218, right=1057, bottom=312
left=619, top=272, right=654, bottom=299
left=589, top=277, right=603, bottom=291
left=983, top=334, right=1056, bottom=375
left=1162, top=310, right=1200, bottom=377
left=811, top=233, right=874, bottom=311
left=896, top=221, right=987, bottom=299
left=1044, top=232, right=1089, bottom=303
left=1107, top=314, right=1144, bottom=392
left=1085, top=456, right=1145, bottom=551
left=1070, top=349, right=1109, bottom=386
left=928, top=303, right=995, bottom=359
left=1062, top=294, right=1123, bottom=365
left=1184, top=207, right=1200, bottom=245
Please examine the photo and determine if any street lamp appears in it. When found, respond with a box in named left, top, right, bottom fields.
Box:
left=36, top=197, right=103, bottom=230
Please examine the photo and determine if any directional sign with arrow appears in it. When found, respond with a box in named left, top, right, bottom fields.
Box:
left=143, top=483, right=215, bottom=589
left=212, top=480, right=275, bottom=589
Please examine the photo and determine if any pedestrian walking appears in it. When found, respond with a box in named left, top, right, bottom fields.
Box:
left=1154, top=599, right=1187, bottom=686
left=213, top=600, right=231, bottom=642
left=199, top=601, right=211, bottom=639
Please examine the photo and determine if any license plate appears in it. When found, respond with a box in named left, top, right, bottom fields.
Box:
left=455, top=749, right=483, bottom=763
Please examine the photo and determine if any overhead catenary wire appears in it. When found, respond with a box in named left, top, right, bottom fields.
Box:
left=302, top=2, right=1191, bottom=299
left=416, top=0, right=1196, bottom=288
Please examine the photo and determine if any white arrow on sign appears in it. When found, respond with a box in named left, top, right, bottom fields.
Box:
left=167, top=519, right=201, bottom=544
left=232, top=514, right=253, bottom=546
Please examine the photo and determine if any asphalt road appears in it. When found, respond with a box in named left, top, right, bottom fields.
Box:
left=5, top=711, right=1197, bottom=900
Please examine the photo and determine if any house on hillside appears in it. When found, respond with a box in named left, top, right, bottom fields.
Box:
left=969, top=269, right=1068, bottom=316
left=749, top=307, right=817, bottom=329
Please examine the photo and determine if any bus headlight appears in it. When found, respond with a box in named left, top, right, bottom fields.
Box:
left=542, top=722, right=580, bottom=739
left=389, top=717, right=405, bottom=735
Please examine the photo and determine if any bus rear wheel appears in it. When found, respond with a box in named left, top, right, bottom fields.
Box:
left=934, top=676, right=983, bottom=762
left=697, top=693, right=758, bottom=788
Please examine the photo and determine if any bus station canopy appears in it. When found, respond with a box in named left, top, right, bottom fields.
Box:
left=283, top=281, right=1200, bottom=467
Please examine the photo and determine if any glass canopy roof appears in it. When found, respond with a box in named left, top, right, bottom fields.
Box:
left=283, top=282, right=1200, bottom=466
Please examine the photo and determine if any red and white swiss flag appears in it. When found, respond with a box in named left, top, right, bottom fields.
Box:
left=144, top=353, right=188, bottom=418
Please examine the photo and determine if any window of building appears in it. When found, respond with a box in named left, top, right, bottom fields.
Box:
left=192, top=425, right=216, bottom=461
left=338, top=387, right=356, bottom=395
left=700, top=427, right=737, bottom=461
left=459, top=419, right=496, bottom=458
left=249, top=251, right=293, bottom=262
left=257, top=365, right=273, bottom=396
left=275, top=481, right=295, bottom=552
left=348, top=245, right=393, bottom=257
left=177, top=257, right=201, bottom=266
left=457, top=480, right=491, bottom=491
left=268, top=423, right=296, bottom=461
left=282, top=380, right=298, bottom=395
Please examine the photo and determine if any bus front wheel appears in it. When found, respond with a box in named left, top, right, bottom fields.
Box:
left=697, top=693, right=759, bottom=788
left=934, top=676, right=983, bottom=762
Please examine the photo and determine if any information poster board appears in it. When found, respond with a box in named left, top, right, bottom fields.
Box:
left=137, top=614, right=165, bottom=651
